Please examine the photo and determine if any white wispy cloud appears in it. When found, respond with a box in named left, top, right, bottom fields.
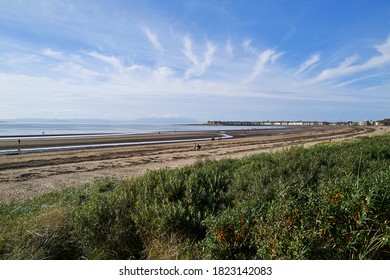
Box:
left=242, top=38, right=256, bottom=54
left=42, top=48, right=64, bottom=60
left=88, top=51, right=123, bottom=71
left=183, top=36, right=216, bottom=79
left=314, top=36, right=390, bottom=82
left=247, top=49, right=284, bottom=81
left=183, top=36, right=198, bottom=66
left=296, top=53, right=321, bottom=75
left=332, top=73, right=386, bottom=88
left=241, top=38, right=284, bottom=81
left=225, top=38, right=233, bottom=57
left=143, top=27, right=164, bottom=51
left=0, top=53, right=40, bottom=65
left=52, top=62, right=101, bottom=81
left=153, top=66, right=175, bottom=79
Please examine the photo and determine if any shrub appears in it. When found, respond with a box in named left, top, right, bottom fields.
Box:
left=1, top=134, right=389, bottom=259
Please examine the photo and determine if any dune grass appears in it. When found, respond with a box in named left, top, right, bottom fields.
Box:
left=1, top=134, right=389, bottom=259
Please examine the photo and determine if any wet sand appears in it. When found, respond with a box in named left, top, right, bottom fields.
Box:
left=0, top=126, right=325, bottom=151
left=0, top=125, right=387, bottom=203
left=0, top=131, right=225, bottom=152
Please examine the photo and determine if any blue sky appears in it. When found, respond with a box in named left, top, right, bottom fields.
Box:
left=0, top=0, right=389, bottom=122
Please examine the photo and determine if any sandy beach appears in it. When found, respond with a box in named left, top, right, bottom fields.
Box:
left=1, top=125, right=388, bottom=203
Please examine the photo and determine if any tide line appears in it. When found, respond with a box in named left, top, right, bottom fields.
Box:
left=0, top=134, right=233, bottom=155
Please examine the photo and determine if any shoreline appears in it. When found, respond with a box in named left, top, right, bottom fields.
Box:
left=0, top=133, right=234, bottom=155
left=0, top=123, right=288, bottom=139
left=0, top=126, right=300, bottom=154
left=0, top=124, right=291, bottom=139
left=1, top=125, right=388, bottom=203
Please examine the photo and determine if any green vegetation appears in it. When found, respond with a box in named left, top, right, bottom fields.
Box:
left=1, top=134, right=389, bottom=259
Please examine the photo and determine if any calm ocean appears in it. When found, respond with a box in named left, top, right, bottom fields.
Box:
left=0, top=122, right=274, bottom=137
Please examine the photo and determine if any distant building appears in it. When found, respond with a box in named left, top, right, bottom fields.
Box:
left=357, top=120, right=376, bottom=126
left=207, top=120, right=366, bottom=126
left=377, top=119, right=390, bottom=126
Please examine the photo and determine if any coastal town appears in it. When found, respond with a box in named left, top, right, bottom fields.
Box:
left=207, top=119, right=390, bottom=127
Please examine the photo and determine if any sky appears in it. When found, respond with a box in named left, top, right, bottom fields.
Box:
left=0, top=0, right=390, bottom=122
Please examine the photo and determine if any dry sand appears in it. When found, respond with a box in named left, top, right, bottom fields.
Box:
left=1, top=125, right=389, bottom=203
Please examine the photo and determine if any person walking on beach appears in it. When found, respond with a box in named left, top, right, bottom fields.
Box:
left=193, top=143, right=202, bottom=151
left=17, top=139, right=21, bottom=153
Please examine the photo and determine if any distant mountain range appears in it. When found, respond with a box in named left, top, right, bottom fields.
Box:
left=1, top=117, right=202, bottom=124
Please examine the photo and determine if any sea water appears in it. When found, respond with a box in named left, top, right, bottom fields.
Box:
left=0, top=122, right=177, bottom=137
left=0, top=121, right=278, bottom=137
